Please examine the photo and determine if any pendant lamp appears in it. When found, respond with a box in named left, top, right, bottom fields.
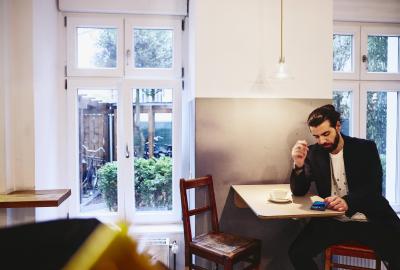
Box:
left=272, top=0, right=291, bottom=79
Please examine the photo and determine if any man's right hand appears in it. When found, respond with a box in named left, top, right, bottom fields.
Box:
left=291, top=140, right=309, bottom=168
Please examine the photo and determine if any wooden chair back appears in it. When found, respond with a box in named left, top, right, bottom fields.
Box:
left=325, top=242, right=381, bottom=270
left=180, top=175, right=261, bottom=270
left=180, top=175, right=219, bottom=243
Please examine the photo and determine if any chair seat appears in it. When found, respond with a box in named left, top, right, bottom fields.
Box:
left=191, top=232, right=259, bottom=258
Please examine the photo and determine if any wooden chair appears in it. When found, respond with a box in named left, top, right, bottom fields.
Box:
left=325, top=242, right=381, bottom=270
left=180, top=175, right=261, bottom=270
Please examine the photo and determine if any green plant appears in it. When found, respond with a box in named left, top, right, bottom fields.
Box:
left=97, top=157, right=172, bottom=212
left=134, top=156, right=172, bottom=210
left=97, top=161, right=118, bottom=211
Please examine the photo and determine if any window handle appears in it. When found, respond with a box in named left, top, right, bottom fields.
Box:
left=125, top=144, right=130, bottom=158
left=362, top=55, right=368, bottom=70
left=126, top=49, right=131, bottom=66
left=362, top=55, right=368, bottom=63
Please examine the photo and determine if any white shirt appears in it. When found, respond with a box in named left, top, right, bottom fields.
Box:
left=330, top=149, right=367, bottom=222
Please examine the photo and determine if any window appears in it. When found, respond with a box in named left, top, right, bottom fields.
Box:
left=66, top=15, right=183, bottom=223
left=332, top=90, right=352, bottom=136
left=125, top=18, right=181, bottom=78
left=77, top=87, right=119, bottom=214
left=132, top=89, right=173, bottom=211
left=333, top=24, right=360, bottom=80
left=332, top=81, right=360, bottom=137
left=123, top=80, right=182, bottom=224
left=66, top=17, right=124, bottom=77
left=360, top=83, right=400, bottom=206
left=332, top=81, right=359, bottom=137
left=333, top=34, right=353, bottom=72
left=360, top=26, right=400, bottom=80
left=333, top=23, right=400, bottom=211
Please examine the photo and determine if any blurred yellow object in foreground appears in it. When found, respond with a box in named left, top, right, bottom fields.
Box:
left=63, top=223, right=166, bottom=270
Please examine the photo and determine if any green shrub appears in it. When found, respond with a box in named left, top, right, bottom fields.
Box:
left=134, top=156, right=172, bottom=210
left=97, top=161, right=118, bottom=211
left=97, top=157, right=172, bottom=212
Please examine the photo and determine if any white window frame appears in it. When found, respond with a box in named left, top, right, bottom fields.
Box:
left=333, top=81, right=360, bottom=137
left=66, top=15, right=124, bottom=77
left=124, top=16, right=182, bottom=79
left=360, top=25, right=400, bottom=81
left=65, top=14, right=184, bottom=224
left=122, top=79, right=182, bottom=224
left=333, top=24, right=361, bottom=80
left=359, top=81, right=400, bottom=212
left=67, top=78, right=124, bottom=223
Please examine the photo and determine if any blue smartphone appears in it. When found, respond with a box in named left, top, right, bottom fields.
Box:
left=310, top=201, right=327, bottom=211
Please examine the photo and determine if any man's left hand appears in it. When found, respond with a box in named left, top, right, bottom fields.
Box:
left=324, top=196, right=348, bottom=212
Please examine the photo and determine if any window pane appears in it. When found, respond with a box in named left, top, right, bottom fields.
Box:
left=133, top=29, right=173, bottom=68
left=333, top=91, right=352, bottom=136
left=78, top=89, right=118, bottom=213
left=366, top=91, right=398, bottom=202
left=133, top=89, right=173, bottom=211
left=77, top=28, right=117, bottom=69
left=333, top=34, right=353, bottom=72
left=368, top=35, right=399, bottom=73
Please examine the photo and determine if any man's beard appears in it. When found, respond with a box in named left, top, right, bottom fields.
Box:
left=322, top=131, right=340, bottom=153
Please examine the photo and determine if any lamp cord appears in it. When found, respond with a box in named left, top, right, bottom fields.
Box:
left=280, top=0, right=284, bottom=62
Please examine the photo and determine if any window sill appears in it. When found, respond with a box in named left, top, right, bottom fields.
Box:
left=128, top=223, right=183, bottom=236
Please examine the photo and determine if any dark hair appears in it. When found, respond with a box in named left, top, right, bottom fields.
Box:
left=307, top=104, right=341, bottom=127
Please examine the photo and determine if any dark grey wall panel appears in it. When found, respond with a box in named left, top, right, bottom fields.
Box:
left=195, top=98, right=331, bottom=269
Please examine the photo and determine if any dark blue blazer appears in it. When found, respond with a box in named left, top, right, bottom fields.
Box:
left=290, top=134, right=399, bottom=228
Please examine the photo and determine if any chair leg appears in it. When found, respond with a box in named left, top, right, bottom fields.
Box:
left=376, top=258, right=381, bottom=270
left=254, top=247, right=261, bottom=270
left=324, top=248, right=332, bottom=270
left=185, top=251, right=193, bottom=270
left=185, top=248, right=189, bottom=266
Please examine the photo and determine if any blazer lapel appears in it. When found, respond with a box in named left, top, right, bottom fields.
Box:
left=342, top=135, right=352, bottom=185
left=315, top=146, right=331, bottom=197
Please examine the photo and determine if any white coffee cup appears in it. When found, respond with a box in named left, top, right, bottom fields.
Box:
left=270, top=189, right=289, bottom=200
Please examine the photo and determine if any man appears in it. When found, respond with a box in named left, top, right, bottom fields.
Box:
left=289, top=104, right=400, bottom=270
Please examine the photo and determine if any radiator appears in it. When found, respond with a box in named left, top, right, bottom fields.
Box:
left=333, top=255, right=388, bottom=270
left=140, top=237, right=178, bottom=269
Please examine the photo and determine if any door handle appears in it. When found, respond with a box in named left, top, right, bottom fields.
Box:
left=125, top=144, right=130, bottom=158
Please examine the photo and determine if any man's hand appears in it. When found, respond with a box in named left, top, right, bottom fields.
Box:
left=291, top=140, right=309, bottom=168
left=324, top=196, right=348, bottom=212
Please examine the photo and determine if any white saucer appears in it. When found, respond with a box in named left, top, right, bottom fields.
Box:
left=268, top=194, right=292, bottom=203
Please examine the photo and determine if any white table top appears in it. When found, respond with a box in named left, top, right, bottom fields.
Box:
left=232, top=184, right=345, bottom=220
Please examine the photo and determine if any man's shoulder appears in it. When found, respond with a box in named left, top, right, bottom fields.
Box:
left=343, top=134, right=375, bottom=147
left=343, top=135, right=378, bottom=156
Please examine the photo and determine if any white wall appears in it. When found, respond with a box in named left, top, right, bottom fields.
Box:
left=0, top=0, right=68, bottom=225
left=191, top=0, right=333, bottom=99
left=6, top=0, right=36, bottom=191
left=33, top=0, right=69, bottom=220
left=0, top=0, right=37, bottom=226
left=0, top=0, right=9, bottom=227
left=0, top=0, right=9, bottom=194
left=33, top=0, right=67, bottom=190
left=334, top=0, right=400, bottom=23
